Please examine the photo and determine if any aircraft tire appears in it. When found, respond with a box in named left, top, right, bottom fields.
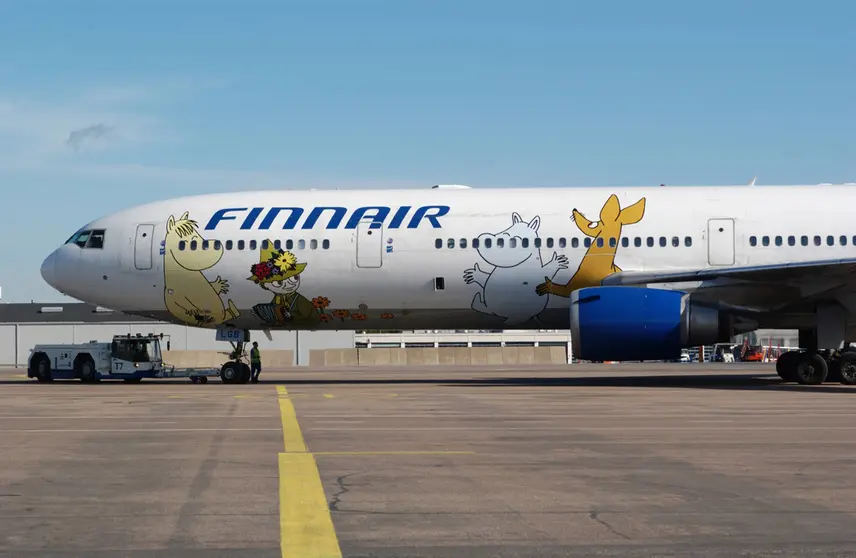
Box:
left=793, top=353, right=828, bottom=385
left=775, top=351, right=800, bottom=382
left=838, top=352, right=856, bottom=385
left=239, top=363, right=251, bottom=384
left=220, top=362, right=241, bottom=384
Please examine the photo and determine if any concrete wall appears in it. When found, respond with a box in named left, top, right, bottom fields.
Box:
left=0, top=322, right=355, bottom=367
left=309, top=346, right=568, bottom=367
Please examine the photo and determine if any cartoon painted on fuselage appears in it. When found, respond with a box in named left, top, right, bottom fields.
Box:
left=537, top=194, right=646, bottom=298
left=464, top=212, right=569, bottom=325
left=248, top=241, right=322, bottom=328
left=162, top=212, right=241, bottom=326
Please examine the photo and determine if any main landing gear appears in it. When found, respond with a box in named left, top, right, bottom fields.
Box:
left=776, top=347, right=856, bottom=386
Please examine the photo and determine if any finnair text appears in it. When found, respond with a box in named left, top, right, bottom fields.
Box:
left=204, top=205, right=450, bottom=231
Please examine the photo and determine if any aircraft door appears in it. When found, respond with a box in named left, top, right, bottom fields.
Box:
left=707, top=218, right=735, bottom=266
left=134, top=224, right=155, bottom=270
left=356, top=221, right=383, bottom=268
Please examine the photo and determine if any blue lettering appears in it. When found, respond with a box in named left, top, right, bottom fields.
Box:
left=302, top=207, right=347, bottom=229
left=408, top=205, right=450, bottom=228
left=388, top=206, right=411, bottom=229
left=347, top=206, right=390, bottom=229
left=206, top=204, right=449, bottom=230
left=240, top=207, right=264, bottom=229
left=259, top=207, right=303, bottom=230
left=205, top=208, right=246, bottom=230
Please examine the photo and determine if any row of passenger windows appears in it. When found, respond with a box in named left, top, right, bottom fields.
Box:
left=177, top=238, right=332, bottom=252
left=435, top=236, right=695, bottom=249
left=65, top=229, right=106, bottom=249
left=750, top=235, right=856, bottom=247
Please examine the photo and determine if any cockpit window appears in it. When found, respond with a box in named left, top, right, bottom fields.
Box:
left=87, top=230, right=106, bottom=249
left=64, top=229, right=106, bottom=248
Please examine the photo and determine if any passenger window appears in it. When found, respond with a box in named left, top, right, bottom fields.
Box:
left=286, top=239, right=294, bottom=250
left=214, top=240, right=222, bottom=250
left=178, top=240, right=187, bottom=251
left=609, top=237, right=617, bottom=248
left=762, top=236, right=769, bottom=247
left=273, top=240, right=281, bottom=250
left=634, top=237, right=642, bottom=247
left=250, top=240, right=257, bottom=250
left=646, top=237, right=653, bottom=247
left=572, top=238, right=579, bottom=248
left=87, top=230, right=106, bottom=249
left=472, top=238, right=480, bottom=249
left=671, top=236, right=678, bottom=247
left=261, top=240, right=269, bottom=250
left=435, top=239, right=442, bottom=249
left=546, top=238, right=554, bottom=248
left=827, top=235, right=834, bottom=246
left=460, top=238, right=467, bottom=249
left=775, top=236, right=782, bottom=246
left=238, top=240, right=245, bottom=250
left=840, top=236, right=847, bottom=246
left=202, top=240, right=210, bottom=250
left=684, top=236, right=692, bottom=247
left=225, top=240, right=233, bottom=250
left=814, top=235, right=821, bottom=246
left=447, top=238, right=455, bottom=249
left=521, top=238, right=529, bottom=248
left=298, top=239, right=306, bottom=250
left=800, top=236, right=808, bottom=246
left=310, top=239, right=318, bottom=250
left=788, top=236, right=795, bottom=246
left=659, top=237, right=666, bottom=247
left=509, top=238, right=518, bottom=248
left=496, top=238, right=505, bottom=248
left=534, top=238, right=541, bottom=248
left=621, top=237, right=629, bottom=248
left=559, top=238, right=566, bottom=248
left=190, top=240, right=198, bottom=251
left=484, top=238, right=492, bottom=248
left=322, top=239, right=330, bottom=250
left=596, top=237, right=604, bottom=248
left=584, top=238, right=592, bottom=248
left=750, top=236, right=757, bottom=247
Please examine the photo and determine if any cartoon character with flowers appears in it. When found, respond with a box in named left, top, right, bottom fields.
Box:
left=247, top=240, right=322, bottom=327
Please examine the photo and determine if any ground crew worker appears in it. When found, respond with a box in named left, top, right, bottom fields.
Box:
left=250, top=341, right=261, bottom=383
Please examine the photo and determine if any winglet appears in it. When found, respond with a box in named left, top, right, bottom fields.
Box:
left=748, top=176, right=757, bottom=186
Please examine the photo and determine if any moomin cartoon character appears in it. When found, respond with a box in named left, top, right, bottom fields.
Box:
left=537, top=194, right=646, bottom=298
left=248, top=241, right=322, bottom=328
left=163, top=212, right=240, bottom=326
left=464, top=212, right=568, bottom=325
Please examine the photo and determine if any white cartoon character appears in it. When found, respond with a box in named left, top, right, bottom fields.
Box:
left=463, top=212, right=568, bottom=325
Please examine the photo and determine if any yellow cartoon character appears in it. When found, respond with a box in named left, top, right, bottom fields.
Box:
left=537, top=194, right=646, bottom=298
left=163, top=212, right=240, bottom=326
left=248, top=241, right=321, bottom=327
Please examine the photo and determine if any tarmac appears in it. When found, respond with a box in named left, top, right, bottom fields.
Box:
left=0, top=363, right=855, bottom=557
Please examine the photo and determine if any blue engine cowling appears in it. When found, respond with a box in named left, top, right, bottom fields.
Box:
left=570, top=286, right=726, bottom=362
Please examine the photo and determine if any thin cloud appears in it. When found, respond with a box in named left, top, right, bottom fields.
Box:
left=66, top=123, right=117, bottom=151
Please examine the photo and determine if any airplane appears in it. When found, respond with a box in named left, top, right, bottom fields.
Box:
left=38, top=182, right=856, bottom=386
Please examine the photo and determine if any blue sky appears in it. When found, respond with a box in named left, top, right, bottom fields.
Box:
left=1, top=0, right=854, bottom=302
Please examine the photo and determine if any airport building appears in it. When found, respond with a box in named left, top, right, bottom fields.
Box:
left=0, top=303, right=574, bottom=367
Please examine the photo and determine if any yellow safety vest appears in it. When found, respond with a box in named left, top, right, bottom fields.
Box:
left=250, top=347, right=260, bottom=363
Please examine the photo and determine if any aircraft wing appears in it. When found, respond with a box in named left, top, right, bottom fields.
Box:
left=602, top=258, right=856, bottom=287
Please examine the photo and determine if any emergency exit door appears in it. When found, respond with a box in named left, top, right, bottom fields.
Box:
left=356, top=221, right=383, bottom=268
left=707, top=218, right=735, bottom=266
left=134, top=224, right=155, bottom=270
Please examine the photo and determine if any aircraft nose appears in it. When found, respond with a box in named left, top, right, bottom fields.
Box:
left=40, top=250, right=58, bottom=290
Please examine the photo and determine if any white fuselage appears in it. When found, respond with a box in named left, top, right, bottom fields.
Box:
left=39, top=184, right=856, bottom=332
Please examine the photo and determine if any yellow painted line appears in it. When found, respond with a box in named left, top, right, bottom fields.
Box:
left=276, top=385, right=342, bottom=558
left=279, top=453, right=342, bottom=558
left=314, top=451, right=474, bottom=456
left=323, top=394, right=334, bottom=399
left=13, top=374, right=28, bottom=378
left=279, top=398, right=307, bottom=453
